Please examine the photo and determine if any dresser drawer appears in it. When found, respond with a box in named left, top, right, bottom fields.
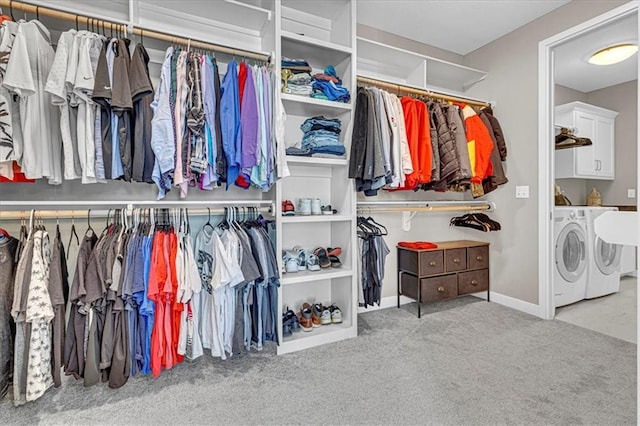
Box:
left=400, top=273, right=457, bottom=302
left=419, top=250, right=444, bottom=275
left=399, top=248, right=445, bottom=276
left=458, top=269, right=489, bottom=294
left=445, top=248, right=467, bottom=272
left=467, top=246, right=489, bottom=270
left=421, top=274, right=458, bottom=301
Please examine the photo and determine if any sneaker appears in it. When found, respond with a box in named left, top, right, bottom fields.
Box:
left=321, top=205, right=337, bottom=215
left=311, top=198, right=322, bottom=215
left=282, top=251, right=300, bottom=273
left=312, top=303, right=323, bottom=328
left=305, top=252, right=321, bottom=271
left=282, top=200, right=295, bottom=216
left=297, top=198, right=311, bottom=216
left=291, top=246, right=308, bottom=271
left=298, top=303, right=313, bottom=331
left=320, top=306, right=332, bottom=325
left=283, top=307, right=300, bottom=334
left=313, top=247, right=331, bottom=268
left=329, top=304, right=342, bottom=324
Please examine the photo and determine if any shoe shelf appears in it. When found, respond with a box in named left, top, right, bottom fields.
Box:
left=281, top=214, right=352, bottom=223
left=277, top=275, right=355, bottom=355
left=285, top=156, right=348, bottom=167
left=281, top=267, right=353, bottom=286
left=276, top=0, right=357, bottom=355
left=279, top=322, right=356, bottom=355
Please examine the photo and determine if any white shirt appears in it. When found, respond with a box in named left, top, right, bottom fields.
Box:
left=45, top=29, right=81, bottom=180
left=0, top=22, right=23, bottom=178
left=4, top=20, right=61, bottom=184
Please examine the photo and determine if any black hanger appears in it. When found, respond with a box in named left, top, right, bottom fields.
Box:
left=85, top=209, right=95, bottom=237
left=204, top=207, right=215, bottom=232
left=9, top=0, right=14, bottom=21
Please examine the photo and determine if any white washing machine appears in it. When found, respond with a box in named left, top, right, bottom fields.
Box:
left=554, top=207, right=589, bottom=307
left=584, top=207, right=621, bottom=298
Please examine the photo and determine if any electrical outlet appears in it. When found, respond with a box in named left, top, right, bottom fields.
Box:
left=515, top=185, right=529, bottom=199
left=627, top=189, right=636, bottom=199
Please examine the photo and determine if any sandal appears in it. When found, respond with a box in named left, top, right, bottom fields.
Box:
left=313, top=247, right=331, bottom=268
left=327, top=247, right=342, bottom=257
left=329, top=255, right=342, bottom=268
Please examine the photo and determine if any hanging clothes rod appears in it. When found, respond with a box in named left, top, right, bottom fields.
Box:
left=356, top=76, right=490, bottom=108
left=0, top=206, right=272, bottom=221
left=1, top=199, right=274, bottom=208
left=0, top=0, right=270, bottom=62
left=356, top=200, right=495, bottom=213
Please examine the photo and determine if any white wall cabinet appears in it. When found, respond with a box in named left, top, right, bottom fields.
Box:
left=275, top=0, right=358, bottom=354
left=555, top=102, right=618, bottom=180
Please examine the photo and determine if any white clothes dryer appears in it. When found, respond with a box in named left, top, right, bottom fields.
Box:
left=554, top=207, right=589, bottom=307
left=584, top=207, right=621, bottom=298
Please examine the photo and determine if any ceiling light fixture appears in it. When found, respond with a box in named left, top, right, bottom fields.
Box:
left=588, top=43, right=638, bottom=65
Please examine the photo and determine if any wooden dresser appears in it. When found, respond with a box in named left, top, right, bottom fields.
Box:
left=397, top=240, right=490, bottom=317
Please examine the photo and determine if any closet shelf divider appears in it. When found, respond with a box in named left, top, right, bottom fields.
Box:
left=281, top=214, right=352, bottom=224
left=281, top=268, right=353, bottom=286
left=279, top=322, right=356, bottom=355
left=285, top=156, right=348, bottom=167
left=281, top=30, right=352, bottom=55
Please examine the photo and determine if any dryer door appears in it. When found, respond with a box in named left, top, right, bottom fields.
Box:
left=555, top=222, right=587, bottom=282
left=594, top=236, right=622, bottom=275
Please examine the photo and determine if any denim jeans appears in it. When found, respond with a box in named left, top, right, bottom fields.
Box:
left=242, top=282, right=254, bottom=351
left=300, top=116, right=341, bottom=133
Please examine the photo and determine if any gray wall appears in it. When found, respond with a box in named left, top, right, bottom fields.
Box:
left=463, top=0, right=627, bottom=305
left=586, top=80, right=638, bottom=206
left=357, top=23, right=464, bottom=64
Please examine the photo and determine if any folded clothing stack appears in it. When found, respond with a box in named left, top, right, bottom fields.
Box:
left=311, top=66, right=350, bottom=103
left=286, top=116, right=346, bottom=158
left=282, top=57, right=313, bottom=96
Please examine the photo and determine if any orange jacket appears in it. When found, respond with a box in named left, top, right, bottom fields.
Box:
left=398, top=97, right=431, bottom=189
left=461, top=104, right=494, bottom=184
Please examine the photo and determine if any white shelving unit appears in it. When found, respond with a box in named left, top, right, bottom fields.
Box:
left=275, top=0, right=358, bottom=355
left=356, top=36, right=487, bottom=94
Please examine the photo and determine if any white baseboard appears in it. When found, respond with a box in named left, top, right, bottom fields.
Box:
left=472, top=291, right=540, bottom=317
left=358, top=292, right=540, bottom=318
left=357, top=295, right=413, bottom=314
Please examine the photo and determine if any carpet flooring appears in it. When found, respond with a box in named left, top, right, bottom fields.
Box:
left=0, top=297, right=635, bottom=425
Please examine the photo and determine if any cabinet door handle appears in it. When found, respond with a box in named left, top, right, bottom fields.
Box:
left=453, top=258, right=460, bottom=263
left=429, top=261, right=436, bottom=267
left=471, top=280, right=479, bottom=286
left=437, top=286, right=445, bottom=292
left=476, top=255, right=483, bottom=261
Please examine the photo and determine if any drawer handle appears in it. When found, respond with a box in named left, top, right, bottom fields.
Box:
left=476, top=255, right=483, bottom=261
left=437, top=286, right=445, bottom=292
left=471, top=280, right=479, bottom=286
left=429, top=261, right=437, bottom=266
left=453, top=258, right=460, bottom=263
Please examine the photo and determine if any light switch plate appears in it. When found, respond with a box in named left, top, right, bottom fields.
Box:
left=628, top=189, right=636, bottom=199
left=516, top=185, right=529, bottom=199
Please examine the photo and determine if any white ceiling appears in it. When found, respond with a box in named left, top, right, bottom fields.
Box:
left=357, top=0, right=569, bottom=55
left=554, top=13, right=638, bottom=93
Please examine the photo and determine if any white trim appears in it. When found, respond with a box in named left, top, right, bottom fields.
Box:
left=357, top=293, right=540, bottom=318
left=537, top=1, right=640, bottom=321
left=357, top=295, right=414, bottom=313
left=471, top=292, right=540, bottom=318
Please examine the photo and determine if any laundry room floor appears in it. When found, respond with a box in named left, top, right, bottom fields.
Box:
left=555, top=276, right=637, bottom=343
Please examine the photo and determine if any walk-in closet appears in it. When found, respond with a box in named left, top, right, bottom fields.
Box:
left=0, top=1, right=636, bottom=424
